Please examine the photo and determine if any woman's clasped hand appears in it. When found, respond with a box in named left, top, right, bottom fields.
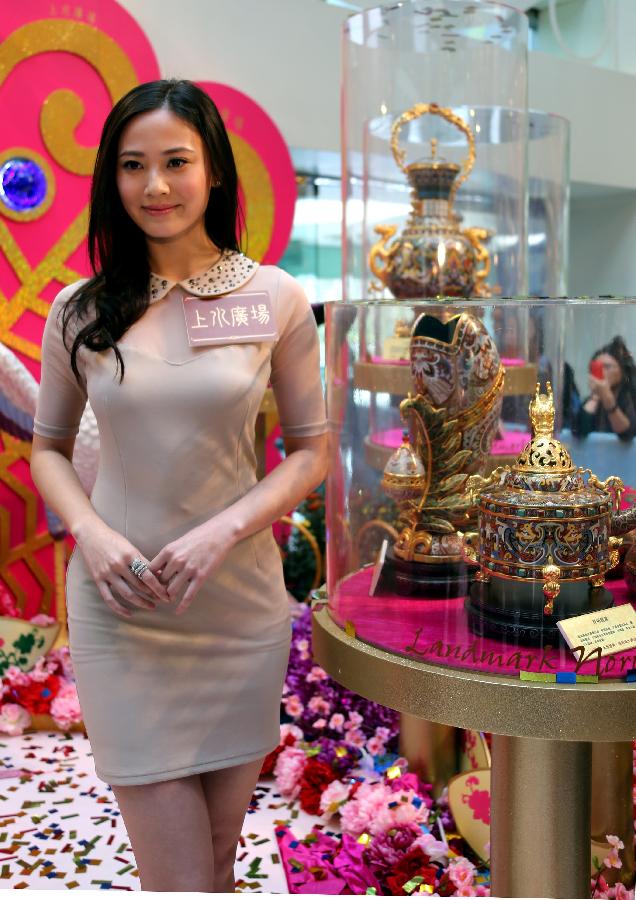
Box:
left=148, top=517, right=237, bottom=615
left=75, top=518, right=236, bottom=618
left=73, top=520, right=171, bottom=618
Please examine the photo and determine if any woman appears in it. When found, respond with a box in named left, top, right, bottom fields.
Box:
left=30, top=79, right=328, bottom=892
left=572, top=336, right=636, bottom=441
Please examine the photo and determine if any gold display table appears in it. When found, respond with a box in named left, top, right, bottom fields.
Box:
left=312, top=605, right=636, bottom=898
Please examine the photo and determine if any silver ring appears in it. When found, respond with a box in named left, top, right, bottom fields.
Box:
left=128, top=557, right=149, bottom=580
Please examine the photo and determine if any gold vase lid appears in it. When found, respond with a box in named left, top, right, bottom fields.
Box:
left=512, top=382, right=574, bottom=475
left=406, top=138, right=461, bottom=201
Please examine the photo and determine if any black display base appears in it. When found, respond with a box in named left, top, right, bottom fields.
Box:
left=465, top=581, right=615, bottom=647
left=384, top=546, right=470, bottom=599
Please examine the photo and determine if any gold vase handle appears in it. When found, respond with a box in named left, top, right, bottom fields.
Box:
left=542, top=556, right=561, bottom=616
left=369, top=224, right=398, bottom=285
left=390, top=102, right=476, bottom=204
left=463, top=226, right=492, bottom=298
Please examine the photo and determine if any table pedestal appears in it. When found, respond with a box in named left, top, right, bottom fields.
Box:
left=491, top=735, right=591, bottom=898
left=398, top=715, right=459, bottom=798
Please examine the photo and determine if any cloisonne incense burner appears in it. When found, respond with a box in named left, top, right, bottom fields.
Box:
left=462, top=383, right=636, bottom=644
left=368, top=103, right=493, bottom=299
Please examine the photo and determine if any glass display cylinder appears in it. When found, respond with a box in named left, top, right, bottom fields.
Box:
left=342, top=1, right=529, bottom=301
left=326, top=298, right=636, bottom=678
left=528, top=110, right=570, bottom=296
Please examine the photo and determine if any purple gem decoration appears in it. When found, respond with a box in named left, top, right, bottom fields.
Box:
left=0, top=157, right=48, bottom=212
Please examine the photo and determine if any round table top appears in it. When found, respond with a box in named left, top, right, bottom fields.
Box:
left=312, top=604, right=636, bottom=743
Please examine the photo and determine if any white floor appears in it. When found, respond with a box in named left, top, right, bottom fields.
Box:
left=0, top=729, right=321, bottom=892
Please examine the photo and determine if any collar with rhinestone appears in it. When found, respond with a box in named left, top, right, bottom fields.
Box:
left=149, top=249, right=259, bottom=302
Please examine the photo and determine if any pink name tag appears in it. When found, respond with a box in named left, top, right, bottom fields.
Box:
left=181, top=291, right=278, bottom=346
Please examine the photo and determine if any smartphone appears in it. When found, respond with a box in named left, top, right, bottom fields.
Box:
left=589, top=359, right=604, bottom=380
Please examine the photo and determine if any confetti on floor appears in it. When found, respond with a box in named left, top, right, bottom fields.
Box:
left=0, top=731, right=321, bottom=891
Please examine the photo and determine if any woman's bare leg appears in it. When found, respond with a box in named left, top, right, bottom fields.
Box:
left=200, top=756, right=267, bottom=893
left=110, top=772, right=215, bottom=891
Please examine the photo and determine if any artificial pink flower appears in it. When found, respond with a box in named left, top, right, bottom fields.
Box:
left=29, top=654, right=59, bottom=682
left=319, top=779, right=351, bottom=816
left=283, top=694, right=304, bottom=717
left=375, top=726, right=391, bottom=741
left=346, top=710, right=364, bottom=729
left=50, top=681, right=82, bottom=729
left=279, top=723, right=303, bottom=744
left=2, top=665, right=30, bottom=687
left=340, top=781, right=394, bottom=836
left=48, top=646, right=74, bottom=679
left=365, top=736, right=386, bottom=756
left=296, top=638, right=311, bottom=661
left=344, top=727, right=366, bottom=748
left=364, top=823, right=421, bottom=870
left=603, top=835, right=624, bottom=870
left=388, top=772, right=432, bottom=800
left=307, top=695, right=331, bottom=716
left=454, top=887, right=478, bottom=897
left=607, top=834, right=625, bottom=850
left=0, top=702, right=31, bottom=736
left=313, top=718, right=327, bottom=729
left=449, top=857, right=477, bottom=890
left=375, top=789, right=429, bottom=832
left=612, top=883, right=632, bottom=900
left=329, top=713, right=345, bottom=732
left=305, top=665, right=328, bottom=683
left=274, top=746, right=307, bottom=800
left=411, top=832, right=449, bottom=864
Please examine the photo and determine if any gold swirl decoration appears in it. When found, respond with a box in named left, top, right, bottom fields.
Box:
left=1, top=20, right=138, bottom=175
left=229, top=132, right=275, bottom=262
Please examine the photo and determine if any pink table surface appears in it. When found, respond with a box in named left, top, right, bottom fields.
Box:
left=370, top=427, right=531, bottom=457
left=330, top=567, right=636, bottom=680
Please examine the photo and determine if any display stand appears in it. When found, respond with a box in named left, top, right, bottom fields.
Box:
left=312, top=604, right=636, bottom=899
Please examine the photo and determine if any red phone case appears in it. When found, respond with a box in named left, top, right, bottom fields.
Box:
left=590, top=360, right=604, bottom=379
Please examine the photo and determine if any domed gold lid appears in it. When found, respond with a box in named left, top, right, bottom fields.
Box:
left=512, top=382, right=574, bottom=475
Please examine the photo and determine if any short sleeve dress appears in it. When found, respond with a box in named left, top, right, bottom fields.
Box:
left=32, top=252, right=328, bottom=786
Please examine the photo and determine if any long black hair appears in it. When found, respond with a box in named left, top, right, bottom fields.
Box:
left=60, top=79, right=244, bottom=384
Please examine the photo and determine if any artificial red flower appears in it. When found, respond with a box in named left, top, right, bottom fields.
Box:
left=260, top=730, right=298, bottom=777
left=8, top=674, right=61, bottom=714
left=384, top=846, right=438, bottom=896
left=298, top=758, right=338, bottom=815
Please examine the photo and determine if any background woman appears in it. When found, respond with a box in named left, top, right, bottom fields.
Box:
left=30, top=79, right=328, bottom=892
left=573, top=335, right=636, bottom=441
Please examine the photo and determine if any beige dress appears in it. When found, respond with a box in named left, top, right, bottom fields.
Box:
left=33, top=253, right=327, bottom=786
